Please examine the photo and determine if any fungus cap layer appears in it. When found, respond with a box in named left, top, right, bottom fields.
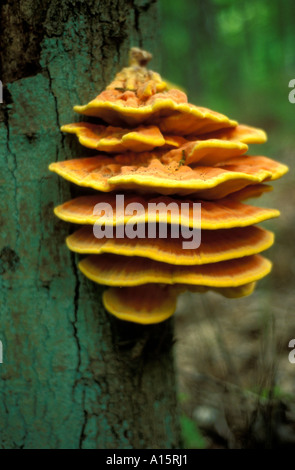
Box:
left=54, top=194, right=280, bottom=229
left=49, top=154, right=288, bottom=198
left=230, top=183, right=273, bottom=201
left=79, top=253, right=272, bottom=288
left=102, top=285, right=178, bottom=324
left=108, top=155, right=288, bottom=198
left=67, top=225, right=274, bottom=265
left=161, top=139, right=248, bottom=166
left=102, top=281, right=256, bottom=324
left=62, top=121, right=250, bottom=161
left=196, top=124, right=267, bottom=145
left=61, top=122, right=168, bottom=153
left=74, top=88, right=237, bottom=132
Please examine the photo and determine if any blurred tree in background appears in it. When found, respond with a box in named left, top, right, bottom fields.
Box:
left=159, top=0, right=295, bottom=448
left=160, top=0, right=295, bottom=142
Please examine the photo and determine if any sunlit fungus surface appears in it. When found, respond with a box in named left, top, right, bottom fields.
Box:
left=49, top=48, right=288, bottom=325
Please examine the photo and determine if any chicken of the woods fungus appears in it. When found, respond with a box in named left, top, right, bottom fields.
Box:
left=49, top=47, right=288, bottom=325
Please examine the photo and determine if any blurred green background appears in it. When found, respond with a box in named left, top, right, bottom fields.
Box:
left=159, top=0, right=294, bottom=141
left=158, top=0, right=295, bottom=449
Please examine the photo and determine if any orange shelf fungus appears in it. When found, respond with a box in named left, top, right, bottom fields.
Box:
left=49, top=153, right=287, bottom=198
left=49, top=47, right=288, bottom=324
left=66, top=225, right=274, bottom=265
left=78, top=253, right=271, bottom=288
left=54, top=194, right=280, bottom=229
left=61, top=123, right=168, bottom=153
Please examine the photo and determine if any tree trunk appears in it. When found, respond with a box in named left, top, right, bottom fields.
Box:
left=0, top=0, right=181, bottom=449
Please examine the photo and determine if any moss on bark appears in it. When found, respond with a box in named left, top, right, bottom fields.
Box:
left=0, top=0, right=180, bottom=449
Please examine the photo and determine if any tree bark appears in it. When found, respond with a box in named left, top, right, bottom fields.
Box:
left=0, top=0, right=181, bottom=449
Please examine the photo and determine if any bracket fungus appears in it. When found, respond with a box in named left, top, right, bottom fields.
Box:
left=49, top=47, right=288, bottom=325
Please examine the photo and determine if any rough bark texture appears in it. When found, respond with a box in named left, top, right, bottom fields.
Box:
left=0, top=0, right=181, bottom=449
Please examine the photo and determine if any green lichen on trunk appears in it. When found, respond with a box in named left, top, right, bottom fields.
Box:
left=0, top=0, right=181, bottom=449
